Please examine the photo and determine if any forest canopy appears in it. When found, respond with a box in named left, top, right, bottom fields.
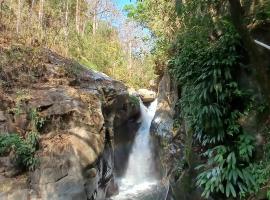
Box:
left=0, top=0, right=156, bottom=89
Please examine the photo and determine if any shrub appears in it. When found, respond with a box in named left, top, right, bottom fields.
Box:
left=170, top=19, right=258, bottom=198
left=0, top=132, right=39, bottom=171
left=129, top=95, right=140, bottom=107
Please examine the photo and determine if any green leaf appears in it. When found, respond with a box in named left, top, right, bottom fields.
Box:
left=219, top=184, right=225, bottom=193
left=229, top=182, right=237, bottom=198
left=226, top=182, right=230, bottom=197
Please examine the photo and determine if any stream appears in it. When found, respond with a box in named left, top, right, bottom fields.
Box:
left=111, top=99, right=169, bottom=200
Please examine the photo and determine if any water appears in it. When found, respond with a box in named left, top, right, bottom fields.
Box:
left=112, top=99, right=168, bottom=200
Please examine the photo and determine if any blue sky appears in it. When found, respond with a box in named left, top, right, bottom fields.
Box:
left=113, top=0, right=153, bottom=55
left=115, top=0, right=135, bottom=11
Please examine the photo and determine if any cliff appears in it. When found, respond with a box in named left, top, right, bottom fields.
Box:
left=0, top=46, right=140, bottom=200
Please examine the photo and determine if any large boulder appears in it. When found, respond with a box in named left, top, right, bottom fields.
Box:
left=138, top=88, right=156, bottom=103
left=0, top=47, right=140, bottom=200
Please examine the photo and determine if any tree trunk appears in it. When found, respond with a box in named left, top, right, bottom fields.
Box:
left=93, top=8, right=96, bottom=35
left=228, top=0, right=270, bottom=103
left=64, top=0, right=69, bottom=36
left=16, top=0, right=21, bottom=34
left=39, top=0, right=44, bottom=28
left=0, top=1, right=4, bottom=23
left=128, top=41, right=132, bottom=70
left=92, top=0, right=101, bottom=35
left=29, top=0, right=35, bottom=27
left=75, top=0, right=80, bottom=33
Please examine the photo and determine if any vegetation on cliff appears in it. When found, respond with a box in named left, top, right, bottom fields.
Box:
left=0, top=0, right=155, bottom=89
left=126, top=0, right=270, bottom=199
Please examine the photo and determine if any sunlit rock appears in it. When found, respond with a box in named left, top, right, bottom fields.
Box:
left=138, top=88, right=156, bottom=103
left=0, top=48, right=140, bottom=200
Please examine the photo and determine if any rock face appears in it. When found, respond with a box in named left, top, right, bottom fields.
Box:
left=137, top=88, right=156, bottom=103
left=0, top=47, right=140, bottom=200
left=150, top=72, right=203, bottom=200
left=150, top=72, right=178, bottom=138
left=150, top=71, right=181, bottom=179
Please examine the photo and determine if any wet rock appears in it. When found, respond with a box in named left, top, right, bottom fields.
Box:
left=106, top=178, right=119, bottom=197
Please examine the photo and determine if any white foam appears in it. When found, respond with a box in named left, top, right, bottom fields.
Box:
left=111, top=180, right=158, bottom=200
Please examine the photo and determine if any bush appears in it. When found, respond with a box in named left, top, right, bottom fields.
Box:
left=0, top=132, right=39, bottom=171
left=129, top=95, right=140, bottom=107
left=169, top=19, right=259, bottom=198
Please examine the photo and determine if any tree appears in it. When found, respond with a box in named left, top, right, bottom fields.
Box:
left=228, top=0, right=270, bottom=103
left=38, top=0, right=44, bottom=28
left=16, top=0, right=22, bottom=34
left=29, top=0, right=35, bottom=27
left=64, top=0, right=69, bottom=36
left=75, top=0, right=80, bottom=33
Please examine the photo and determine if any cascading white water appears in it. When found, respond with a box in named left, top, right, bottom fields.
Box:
left=112, top=99, right=159, bottom=200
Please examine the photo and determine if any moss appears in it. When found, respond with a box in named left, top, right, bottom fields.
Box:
left=184, top=128, right=194, bottom=169
left=129, top=95, right=140, bottom=107
left=65, top=62, right=86, bottom=77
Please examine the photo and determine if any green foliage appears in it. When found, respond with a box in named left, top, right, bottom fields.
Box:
left=170, top=20, right=243, bottom=143
left=125, top=0, right=179, bottom=74
left=244, top=130, right=270, bottom=198
left=169, top=11, right=258, bottom=198
left=111, top=55, right=156, bottom=89
left=1, top=95, right=42, bottom=171
left=196, top=134, right=256, bottom=199
left=29, top=108, right=45, bottom=130
left=129, top=95, right=140, bottom=107
left=127, top=0, right=270, bottom=199
left=68, top=24, right=125, bottom=72
left=0, top=132, right=39, bottom=171
left=124, top=0, right=179, bottom=40
left=0, top=0, right=155, bottom=89
left=242, top=0, right=270, bottom=22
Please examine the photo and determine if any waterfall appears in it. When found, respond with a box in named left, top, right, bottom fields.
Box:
left=112, top=99, right=160, bottom=200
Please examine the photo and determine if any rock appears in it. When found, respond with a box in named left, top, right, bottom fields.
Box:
left=0, top=111, right=7, bottom=133
left=86, top=168, right=97, bottom=178
left=150, top=71, right=178, bottom=138
left=150, top=71, right=204, bottom=200
left=0, top=48, right=140, bottom=200
left=0, top=111, right=6, bottom=122
left=149, top=79, right=158, bottom=91
left=7, top=189, right=29, bottom=200
left=138, top=88, right=156, bottom=103
left=106, top=178, right=119, bottom=197
left=127, top=88, right=138, bottom=96
left=150, top=71, right=179, bottom=184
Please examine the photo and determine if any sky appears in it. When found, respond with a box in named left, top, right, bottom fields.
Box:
left=114, top=0, right=153, bottom=54
left=110, top=0, right=153, bottom=55
left=115, top=0, right=135, bottom=11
